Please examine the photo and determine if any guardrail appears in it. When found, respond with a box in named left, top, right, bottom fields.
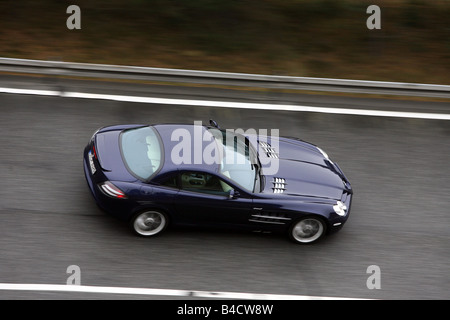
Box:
left=0, top=57, right=449, bottom=98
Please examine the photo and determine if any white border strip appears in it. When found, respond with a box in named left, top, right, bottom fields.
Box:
left=1, top=86, right=449, bottom=120
left=0, top=283, right=365, bottom=300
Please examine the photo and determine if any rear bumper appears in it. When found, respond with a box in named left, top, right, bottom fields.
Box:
left=83, top=150, right=106, bottom=210
left=83, top=146, right=135, bottom=221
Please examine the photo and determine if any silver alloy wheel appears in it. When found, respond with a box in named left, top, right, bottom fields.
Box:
left=133, top=211, right=167, bottom=236
left=291, top=218, right=325, bottom=244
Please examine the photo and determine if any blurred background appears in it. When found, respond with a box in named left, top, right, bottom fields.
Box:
left=0, top=0, right=449, bottom=83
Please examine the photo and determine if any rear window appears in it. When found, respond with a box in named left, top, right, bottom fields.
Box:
left=120, top=126, right=163, bottom=180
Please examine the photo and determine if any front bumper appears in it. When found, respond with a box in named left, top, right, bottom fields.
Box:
left=327, top=191, right=353, bottom=234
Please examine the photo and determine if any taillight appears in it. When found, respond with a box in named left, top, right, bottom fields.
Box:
left=92, top=144, right=97, bottom=159
left=99, top=181, right=127, bottom=199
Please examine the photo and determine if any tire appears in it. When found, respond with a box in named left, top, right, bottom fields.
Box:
left=131, top=210, right=169, bottom=237
left=289, top=216, right=326, bottom=244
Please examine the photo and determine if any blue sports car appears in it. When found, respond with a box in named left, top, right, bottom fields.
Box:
left=83, top=120, right=353, bottom=244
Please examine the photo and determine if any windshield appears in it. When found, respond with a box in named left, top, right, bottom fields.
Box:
left=208, top=128, right=261, bottom=192
left=120, top=126, right=162, bottom=180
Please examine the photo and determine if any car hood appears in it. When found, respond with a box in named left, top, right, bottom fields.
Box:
left=257, top=136, right=350, bottom=200
left=263, top=159, right=345, bottom=200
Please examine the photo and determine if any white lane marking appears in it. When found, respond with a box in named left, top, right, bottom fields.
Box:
left=1, top=86, right=449, bottom=120
left=0, top=87, right=60, bottom=96
left=0, top=283, right=366, bottom=300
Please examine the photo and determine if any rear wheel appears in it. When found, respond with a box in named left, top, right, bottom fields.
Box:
left=131, top=210, right=168, bottom=237
left=289, top=217, right=326, bottom=244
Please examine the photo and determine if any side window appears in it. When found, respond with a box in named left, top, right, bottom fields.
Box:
left=160, top=174, right=178, bottom=189
left=180, top=172, right=233, bottom=195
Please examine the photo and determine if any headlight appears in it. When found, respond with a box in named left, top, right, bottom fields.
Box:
left=317, top=147, right=329, bottom=160
left=333, top=201, right=347, bottom=216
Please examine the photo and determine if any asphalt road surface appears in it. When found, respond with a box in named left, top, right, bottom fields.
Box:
left=0, top=75, right=449, bottom=300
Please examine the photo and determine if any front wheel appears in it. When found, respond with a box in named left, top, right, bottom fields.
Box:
left=131, top=210, right=168, bottom=237
left=289, top=217, right=326, bottom=244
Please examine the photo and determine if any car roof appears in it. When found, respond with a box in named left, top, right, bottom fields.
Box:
left=152, top=123, right=221, bottom=178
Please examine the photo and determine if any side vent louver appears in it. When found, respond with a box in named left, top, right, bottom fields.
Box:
left=259, top=141, right=279, bottom=158
left=272, top=177, right=286, bottom=194
left=249, top=212, right=292, bottom=225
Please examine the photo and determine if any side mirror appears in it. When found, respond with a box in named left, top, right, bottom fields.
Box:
left=228, top=189, right=240, bottom=199
left=209, top=119, right=220, bottom=129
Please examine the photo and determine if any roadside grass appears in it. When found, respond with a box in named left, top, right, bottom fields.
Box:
left=0, top=0, right=449, bottom=84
